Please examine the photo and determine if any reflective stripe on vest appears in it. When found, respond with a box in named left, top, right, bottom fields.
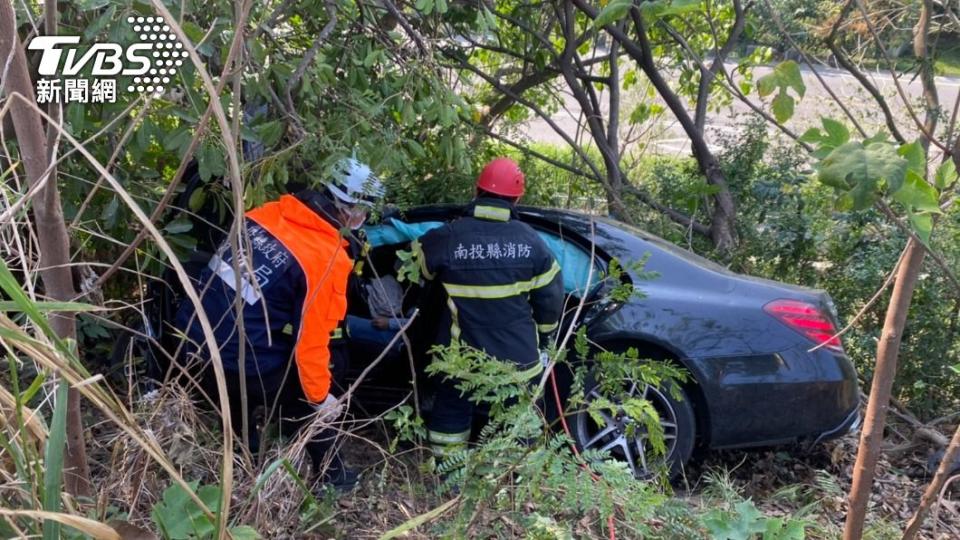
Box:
left=473, top=205, right=510, bottom=221
left=537, top=321, right=559, bottom=334
left=428, top=429, right=470, bottom=445
left=442, top=260, right=560, bottom=299
left=207, top=254, right=262, bottom=305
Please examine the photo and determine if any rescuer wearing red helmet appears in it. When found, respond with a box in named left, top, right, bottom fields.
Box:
left=414, top=157, right=564, bottom=455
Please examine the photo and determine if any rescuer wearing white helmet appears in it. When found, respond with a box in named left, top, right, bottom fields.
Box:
left=176, top=156, right=384, bottom=492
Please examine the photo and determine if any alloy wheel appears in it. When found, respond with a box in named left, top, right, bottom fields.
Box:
left=574, top=380, right=680, bottom=478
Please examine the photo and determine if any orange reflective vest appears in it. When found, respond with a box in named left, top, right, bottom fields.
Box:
left=246, top=195, right=353, bottom=402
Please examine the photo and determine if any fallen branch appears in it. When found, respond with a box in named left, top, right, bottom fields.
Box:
left=903, top=418, right=960, bottom=539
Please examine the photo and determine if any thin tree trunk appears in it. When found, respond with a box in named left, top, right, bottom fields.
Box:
left=0, top=0, right=92, bottom=496
left=846, top=9, right=941, bottom=533
left=571, top=0, right=739, bottom=253
left=843, top=239, right=926, bottom=540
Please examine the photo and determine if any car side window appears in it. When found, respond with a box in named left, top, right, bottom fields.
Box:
left=533, top=229, right=605, bottom=298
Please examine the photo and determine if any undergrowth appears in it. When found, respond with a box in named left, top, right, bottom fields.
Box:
left=0, top=251, right=830, bottom=539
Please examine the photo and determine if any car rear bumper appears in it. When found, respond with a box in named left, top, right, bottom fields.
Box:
left=691, top=347, right=860, bottom=449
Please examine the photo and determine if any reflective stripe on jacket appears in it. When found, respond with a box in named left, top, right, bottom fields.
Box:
left=175, top=194, right=352, bottom=402
left=416, top=197, right=563, bottom=366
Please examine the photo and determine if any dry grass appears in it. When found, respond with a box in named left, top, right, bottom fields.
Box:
left=684, top=422, right=960, bottom=540
left=81, top=370, right=442, bottom=538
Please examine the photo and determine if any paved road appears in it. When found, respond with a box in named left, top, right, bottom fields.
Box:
left=517, top=62, right=960, bottom=157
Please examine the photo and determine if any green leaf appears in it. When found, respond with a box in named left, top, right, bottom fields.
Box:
left=897, top=141, right=926, bottom=176
left=162, top=129, right=192, bottom=154
left=84, top=4, right=117, bottom=40
left=164, top=217, right=194, bottom=234
left=100, top=195, right=119, bottom=228
left=638, top=0, right=701, bottom=19
left=776, top=60, right=805, bottom=98
left=799, top=127, right=822, bottom=144
left=401, top=101, right=416, bottom=124
left=42, top=381, right=69, bottom=540
left=771, top=91, right=794, bottom=123
left=893, top=170, right=941, bottom=212
left=198, top=141, right=226, bottom=181
left=20, top=373, right=45, bottom=403
left=181, top=21, right=206, bottom=45
left=167, top=234, right=198, bottom=254
left=908, top=211, right=933, bottom=243
left=253, top=120, right=283, bottom=147
left=66, top=104, right=85, bottom=134
left=757, top=61, right=805, bottom=102
left=821, top=118, right=849, bottom=148
left=0, top=258, right=56, bottom=338
left=229, top=526, right=261, bottom=540
left=628, top=102, right=663, bottom=124
left=818, top=141, right=907, bottom=195
left=767, top=519, right=806, bottom=540
left=188, top=188, right=207, bottom=212
left=702, top=501, right=769, bottom=540
left=838, top=175, right=881, bottom=211
left=151, top=482, right=224, bottom=540
left=935, top=159, right=958, bottom=190
left=756, top=72, right=777, bottom=97
left=248, top=38, right=266, bottom=65
left=594, top=0, right=633, bottom=28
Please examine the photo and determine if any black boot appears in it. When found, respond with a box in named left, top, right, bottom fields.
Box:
left=320, top=450, right=359, bottom=492
left=308, top=433, right=359, bottom=493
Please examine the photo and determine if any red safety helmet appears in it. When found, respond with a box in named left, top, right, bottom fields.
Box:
left=476, top=157, right=525, bottom=198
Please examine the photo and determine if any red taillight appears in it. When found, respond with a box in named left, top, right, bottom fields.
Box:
left=763, top=299, right=844, bottom=353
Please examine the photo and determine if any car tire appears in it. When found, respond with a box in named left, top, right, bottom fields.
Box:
left=571, top=371, right=696, bottom=480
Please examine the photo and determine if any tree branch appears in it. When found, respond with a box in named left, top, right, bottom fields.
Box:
left=853, top=0, right=948, bottom=152
left=694, top=0, right=747, bottom=133
left=443, top=51, right=608, bottom=185
left=378, top=0, right=428, bottom=56
left=284, top=0, right=338, bottom=132
left=572, top=0, right=736, bottom=250
left=823, top=0, right=906, bottom=144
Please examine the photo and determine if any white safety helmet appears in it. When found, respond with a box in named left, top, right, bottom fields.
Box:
left=327, top=157, right=386, bottom=208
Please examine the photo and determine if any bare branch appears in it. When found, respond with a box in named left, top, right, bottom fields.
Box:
left=694, top=0, right=747, bottom=132
left=284, top=0, right=338, bottom=130
left=823, top=0, right=907, bottom=144
left=853, top=0, right=948, bottom=152
left=378, top=0, right=428, bottom=56
left=572, top=0, right=737, bottom=250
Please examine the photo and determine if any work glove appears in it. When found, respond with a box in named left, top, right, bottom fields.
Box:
left=312, top=393, right=344, bottom=422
